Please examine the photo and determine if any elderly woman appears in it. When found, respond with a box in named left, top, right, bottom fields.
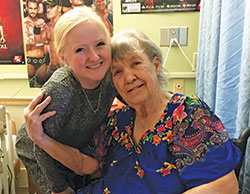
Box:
left=25, top=29, right=241, bottom=194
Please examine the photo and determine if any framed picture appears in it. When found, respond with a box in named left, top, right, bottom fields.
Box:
left=0, top=0, right=25, bottom=64
left=23, top=0, right=113, bottom=88
left=121, top=0, right=201, bottom=14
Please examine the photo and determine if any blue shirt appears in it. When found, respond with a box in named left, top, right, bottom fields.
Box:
left=80, top=94, right=241, bottom=194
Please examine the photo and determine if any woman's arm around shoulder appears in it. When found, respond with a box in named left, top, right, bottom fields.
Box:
left=24, top=90, right=99, bottom=175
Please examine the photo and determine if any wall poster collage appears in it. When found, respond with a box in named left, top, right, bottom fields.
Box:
left=1, top=0, right=198, bottom=87
left=0, top=0, right=25, bottom=65
left=121, top=0, right=201, bottom=14
left=22, top=0, right=113, bottom=87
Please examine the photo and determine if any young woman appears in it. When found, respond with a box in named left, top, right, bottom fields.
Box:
left=16, top=7, right=118, bottom=194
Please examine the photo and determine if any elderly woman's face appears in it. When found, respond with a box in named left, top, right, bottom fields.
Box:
left=111, top=52, right=161, bottom=106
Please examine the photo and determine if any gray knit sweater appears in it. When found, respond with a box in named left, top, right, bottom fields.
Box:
left=16, top=67, right=117, bottom=193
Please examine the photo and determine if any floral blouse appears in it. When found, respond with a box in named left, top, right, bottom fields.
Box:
left=80, top=94, right=241, bottom=194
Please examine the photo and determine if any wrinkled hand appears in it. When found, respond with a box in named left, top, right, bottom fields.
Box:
left=24, top=90, right=56, bottom=145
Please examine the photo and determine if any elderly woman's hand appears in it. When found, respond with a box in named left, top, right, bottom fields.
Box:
left=24, top=90, right=56, bottom=145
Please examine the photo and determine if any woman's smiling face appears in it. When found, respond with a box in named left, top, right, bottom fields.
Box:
left=111, top=52, right=161, bottom=107
left=62, top=21, right=111, bottom=89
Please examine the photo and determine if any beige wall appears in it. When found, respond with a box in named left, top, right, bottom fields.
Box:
left=0, top=1, right=200, bottom=129
left=113, top=1, right=199, bottom=95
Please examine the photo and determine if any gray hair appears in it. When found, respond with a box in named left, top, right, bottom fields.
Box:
left=111, top=28, right=168, bottom=87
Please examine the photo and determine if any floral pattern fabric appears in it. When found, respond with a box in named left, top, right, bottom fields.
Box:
left=80, top=94, right=241, bottom=194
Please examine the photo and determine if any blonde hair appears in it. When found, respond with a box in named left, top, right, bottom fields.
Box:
left=111, top=28, right=168, bottom=87
left=54, top=6, right=110, bottom=55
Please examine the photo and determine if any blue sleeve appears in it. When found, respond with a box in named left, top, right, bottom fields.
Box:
left=180, top=139, right=241, bottom=188
left=170, top=96, right=242, bottom=189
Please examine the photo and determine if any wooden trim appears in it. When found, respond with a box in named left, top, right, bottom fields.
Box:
left=168, top=72, right=196, bottom=79
left=0, top=97, right=32, bottom=106
left=0, top=73, right=28, bottom=80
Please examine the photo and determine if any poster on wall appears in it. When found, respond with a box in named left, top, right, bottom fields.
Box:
left=121, top=0, right=201, bottom=14
left=23, top=0, right=113, bottom=88
left=0, top=0, right=25, bottom=64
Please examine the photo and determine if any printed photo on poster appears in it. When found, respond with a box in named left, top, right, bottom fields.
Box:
left=23, top=0, right=113, bottom=88
left=121, top=0, right=201, bottom=14
left=0, top=0, right=25, bottom=64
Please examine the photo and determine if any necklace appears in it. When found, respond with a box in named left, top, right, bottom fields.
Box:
left=82, top=84, right=102, bottom=113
